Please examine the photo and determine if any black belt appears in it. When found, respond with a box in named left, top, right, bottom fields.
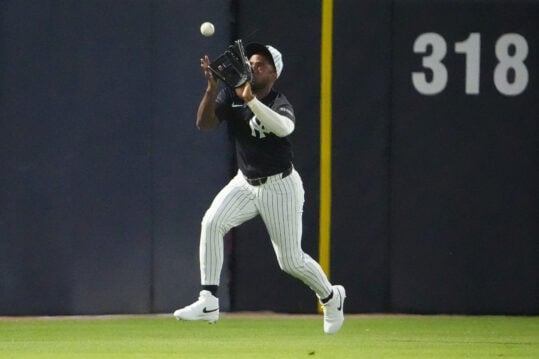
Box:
left=245, top=167, right=293, bottom=186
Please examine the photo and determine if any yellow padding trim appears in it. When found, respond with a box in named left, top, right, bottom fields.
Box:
left=319, top=0, right=333, bottom=285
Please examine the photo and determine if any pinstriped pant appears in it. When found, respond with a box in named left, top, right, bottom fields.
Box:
left=200, top=169, right=333, bottom=299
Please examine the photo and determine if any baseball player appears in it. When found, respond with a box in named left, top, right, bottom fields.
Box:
left=174, top=42, right=346, bottom=334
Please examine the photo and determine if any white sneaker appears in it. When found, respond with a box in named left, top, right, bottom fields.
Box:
left=173, top=290, right=219, bottom=323
left=321, top=285, right=346, bottom=334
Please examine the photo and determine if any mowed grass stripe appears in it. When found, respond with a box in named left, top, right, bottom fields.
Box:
left=0, top=315, right=537, bottom=359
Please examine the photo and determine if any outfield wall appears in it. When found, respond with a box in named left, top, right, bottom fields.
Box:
left=1, top=0, right=537, bottom=315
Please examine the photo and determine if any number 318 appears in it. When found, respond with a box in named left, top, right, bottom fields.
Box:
left=412, top=32, right=529, bottom=96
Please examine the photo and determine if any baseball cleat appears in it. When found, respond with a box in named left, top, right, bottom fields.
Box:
left=173, top=290, right=219, bottom=323
left=321, top=285, right=346, bottom=334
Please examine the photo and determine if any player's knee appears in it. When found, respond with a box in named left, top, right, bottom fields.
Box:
left=201, top=213, right=219, bottom=232
left=201, top=212, right=228, bottom=236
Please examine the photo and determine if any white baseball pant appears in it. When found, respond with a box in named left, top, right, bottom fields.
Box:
left=199, top=168, right=333, bottom=299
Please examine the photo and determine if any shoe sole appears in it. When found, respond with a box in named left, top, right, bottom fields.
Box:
left=173, top=311, right=219, bottom=324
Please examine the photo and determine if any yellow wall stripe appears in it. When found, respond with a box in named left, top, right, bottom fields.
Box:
left=319, top=0, right=333, bottom=281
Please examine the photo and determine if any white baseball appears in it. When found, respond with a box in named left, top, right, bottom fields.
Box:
left=200, top=22, right=215, bottom=37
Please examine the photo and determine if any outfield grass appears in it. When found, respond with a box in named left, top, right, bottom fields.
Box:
left=0, top=314, right=537, bottom=358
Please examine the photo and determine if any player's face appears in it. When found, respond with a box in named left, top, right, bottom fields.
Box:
left=249, top=54, right=277, bottom=91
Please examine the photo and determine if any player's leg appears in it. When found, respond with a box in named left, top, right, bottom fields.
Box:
left=199, top=173, right=258, bottom=286
left=257, top=170, right=331, bottom=295
left=258, top=169, right=346, bottom=334
left=174, top=172, right=258, bottom=322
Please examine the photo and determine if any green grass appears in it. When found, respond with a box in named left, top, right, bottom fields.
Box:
left=0, top=314, right=537, bottom=358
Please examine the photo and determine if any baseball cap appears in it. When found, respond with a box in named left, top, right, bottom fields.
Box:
left=245, top=43, right=283, bottom=78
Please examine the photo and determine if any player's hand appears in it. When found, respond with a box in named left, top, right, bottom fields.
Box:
left=235, top=81, right=255, bottom=103
left=200, top=55, right=217, bottom=88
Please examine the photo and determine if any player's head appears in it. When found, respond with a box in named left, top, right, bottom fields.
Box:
left=246, top=43, right=283, bottom=79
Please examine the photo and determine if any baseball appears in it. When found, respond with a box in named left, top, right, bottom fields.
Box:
left=200, top=22, right=215, bottom=37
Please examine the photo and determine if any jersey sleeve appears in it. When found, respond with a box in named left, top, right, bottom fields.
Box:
left=272, top=94, right=295, bottom=123
left=270, top=93, right=296, bottom=136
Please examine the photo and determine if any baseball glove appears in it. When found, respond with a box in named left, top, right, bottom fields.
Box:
left=209, top=39, right=252, bottom=88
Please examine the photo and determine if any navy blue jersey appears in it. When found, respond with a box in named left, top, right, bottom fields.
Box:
left=215, top=87, right=295, bottom=178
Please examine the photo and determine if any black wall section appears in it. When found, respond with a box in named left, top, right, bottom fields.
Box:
left=148, top=0, right=233, bottom=314
left=1, top=0, right=154, bottom=314
left=0, top=0, right=231, bottom=315
left=390, top=0, right=538, bottom=314
left=332, top=0, right=392, bottom=313
left=1, top=0, right=537, bottom=315
left=231, top=0, right=537, bottom=314
left=231, top=0, right=324, bottom=312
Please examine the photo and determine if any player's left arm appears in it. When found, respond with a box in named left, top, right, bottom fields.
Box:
left=245, top=97, right=294, bottom=137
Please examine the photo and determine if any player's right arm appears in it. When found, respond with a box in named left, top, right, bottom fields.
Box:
left=196, top=55, right=220, bottom=131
